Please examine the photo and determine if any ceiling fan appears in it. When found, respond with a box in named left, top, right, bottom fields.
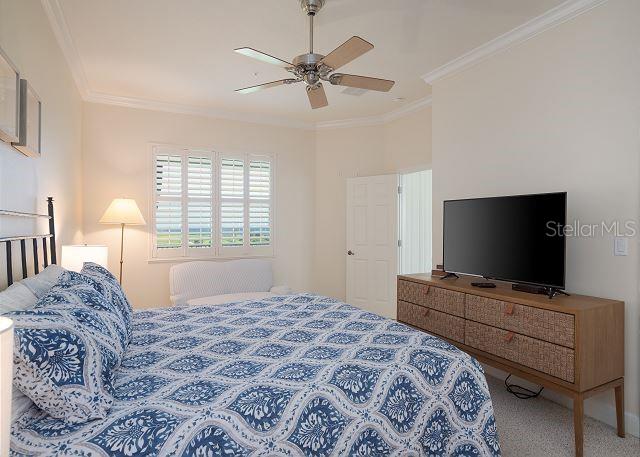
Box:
left=234, top=0, right=395, bottom=109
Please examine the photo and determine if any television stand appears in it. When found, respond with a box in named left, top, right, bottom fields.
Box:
left=441, top=272, right=459, bottom=280
left=397, top=273, right=625, bottom=457
left=512, top=283, right=571, bottom=299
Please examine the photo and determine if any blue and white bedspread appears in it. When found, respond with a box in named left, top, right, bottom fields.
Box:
left=11, top=293, right=500, bottom=456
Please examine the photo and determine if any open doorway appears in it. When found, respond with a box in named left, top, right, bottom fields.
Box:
left=398, top=169, right=432, bottom=274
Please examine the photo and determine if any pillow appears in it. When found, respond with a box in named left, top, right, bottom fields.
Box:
left=21, top=264, right=66, bottom=298
left=45, top=270, right=131, bottom=349
left=80, top=263, right=133, bottom=340
left=2, top=265, right=67, bottom=417
left=0, top=282, right=37, bottom=314
left=35, top=275, right=128, bottom=354
left=8, top=306, right=118, bottom=424
left=11, top=389, right=34, bottom=421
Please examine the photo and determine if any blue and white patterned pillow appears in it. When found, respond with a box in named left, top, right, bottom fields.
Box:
left=34, top=276, right=128, bottom=357
left=80, top=263, right=133, bottom=342
left=8, top=306, right=117, bottom=424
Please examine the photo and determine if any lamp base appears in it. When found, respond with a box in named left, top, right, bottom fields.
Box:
left=119, top=223, right=124, bottom=284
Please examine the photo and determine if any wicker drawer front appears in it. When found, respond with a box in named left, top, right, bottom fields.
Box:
left=398, top=300, right=464, bottom=343
left=397, top=280, right=465, bottom=317
left=465, top=294, right=575, bottom=348
left=466, top=321, right=574, bottom=382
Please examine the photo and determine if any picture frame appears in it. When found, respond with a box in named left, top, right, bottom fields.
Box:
left=0, top=46, right=20, bottom=143
left=12, top=79, right=41, bottom=158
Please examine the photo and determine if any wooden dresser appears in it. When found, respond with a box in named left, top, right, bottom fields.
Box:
left=397, top=274, right=625, bottom=457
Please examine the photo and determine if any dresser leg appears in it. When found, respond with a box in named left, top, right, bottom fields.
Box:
left=573, top=394, right=584, bottom=457
left=615, top=383, right=625, bottom=438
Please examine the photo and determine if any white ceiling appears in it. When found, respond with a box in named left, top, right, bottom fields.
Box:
left=54, top=0, right=565, bottom=124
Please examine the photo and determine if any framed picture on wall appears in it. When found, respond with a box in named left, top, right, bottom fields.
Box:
left=12, top=79, right=41, bottom=158
left=0, top=46, right=20, bottom=143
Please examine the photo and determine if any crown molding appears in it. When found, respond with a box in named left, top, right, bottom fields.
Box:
left=85, top=91, right=316, bottom=130
left=85, top=91, right=432, bottom=131
left=315, top=96, right=432, bottom=130
left=383, top=95, right=433, bottom=124
left=421, top=0, right=608, bottom=85
left=41, top=0, right=431, bottom=131
left=41, top=0, right=90, bottom=97
left=44, top=0, right=600, bottom=130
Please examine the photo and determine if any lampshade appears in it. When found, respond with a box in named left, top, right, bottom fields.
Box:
left=61, top=245, right=108, bottom=272
left=0, top=317, right=14, bottom=456
left=99, top=198, right=145, bottom=225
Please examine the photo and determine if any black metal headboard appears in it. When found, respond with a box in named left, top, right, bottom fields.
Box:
left=0, top=197, right=57, bottom=287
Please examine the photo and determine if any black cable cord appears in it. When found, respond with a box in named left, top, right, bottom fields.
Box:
left=504, top=374, right=544, bottom=399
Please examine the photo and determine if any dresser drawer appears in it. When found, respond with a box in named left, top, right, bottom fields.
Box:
left=397, top=280, right=465, bottom=317
left=465, top=294, right=575, bottom=348
left=398, top=300, right=465, bottom=343
left=465, top=321, right=575, bottom=383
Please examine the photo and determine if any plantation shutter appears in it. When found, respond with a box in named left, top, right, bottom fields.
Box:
left=186, top=155, right=214, bottom=256
left=153, top=152, right=183, bottom=257
left=219, top=154, right=274, bottom=256
left=220, top=157, right=245, bottom=251
left=249, top=160, right=271, bottom=247
left=151, top=146, right=273, bottom=259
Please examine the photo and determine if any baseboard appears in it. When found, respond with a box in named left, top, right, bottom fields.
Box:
left=483, top=365, right=640, bottom=438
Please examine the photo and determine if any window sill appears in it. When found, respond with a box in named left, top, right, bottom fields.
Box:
left=147, top=254, right=275, bottom=264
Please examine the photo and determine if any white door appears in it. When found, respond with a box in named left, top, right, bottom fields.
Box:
left=346, top=174, right=398, bottom=318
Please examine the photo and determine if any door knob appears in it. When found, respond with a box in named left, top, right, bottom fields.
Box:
left=347, top=250, right=355, bottom=256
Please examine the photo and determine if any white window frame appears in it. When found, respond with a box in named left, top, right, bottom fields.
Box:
left=148, top=144, right=275, bottom=262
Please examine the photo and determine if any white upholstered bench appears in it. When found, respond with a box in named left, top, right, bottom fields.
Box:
left=169, top=259, right=290, bottom=305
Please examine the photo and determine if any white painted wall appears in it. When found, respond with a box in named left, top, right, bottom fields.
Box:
left=313, top=107, right=432, bottom=300
left=431, top=0, right=640, bottom=436
left=0, top=0, right=83, bottom=285
left=384, top=107, right=433, bottom=174
left=81, top=102, right=316, bottom=308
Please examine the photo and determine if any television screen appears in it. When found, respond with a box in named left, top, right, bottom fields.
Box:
left=443, top=192, right=566, bottom=289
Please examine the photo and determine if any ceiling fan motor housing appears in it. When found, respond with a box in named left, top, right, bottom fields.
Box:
left=300, top=0, right=325, bottom=16
left=291, top=53, right=329, bottom=87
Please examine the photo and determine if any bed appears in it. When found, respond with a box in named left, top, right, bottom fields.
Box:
left=3, top=199, right=500, bottom=456
left=10, top=293, right=500, bottom=456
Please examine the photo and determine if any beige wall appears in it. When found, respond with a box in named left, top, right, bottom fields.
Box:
left=0, top=0, right=83, bottom=282
left=313, top=107, right=432, bottom=299
left=81, top=102, right=315, bottom=308
left=383, top=108, right=433, bottom=173
left=81, top=102, right=432, bottom=307
left=431, top=0, right=640, bottom=435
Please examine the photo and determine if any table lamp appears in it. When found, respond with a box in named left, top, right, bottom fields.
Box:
left=0, top=317, right=14, bottom=456
left=99, top=198, right=145, bottom=284
left=61, top=245, right=108, bottom=272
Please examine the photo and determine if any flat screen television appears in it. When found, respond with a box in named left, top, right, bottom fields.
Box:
left=443, top=192, right=566, bottom=289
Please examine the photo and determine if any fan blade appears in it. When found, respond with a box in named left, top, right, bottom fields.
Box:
left=235, top=79, right=298, bottom=94
left=307, top=84, right=328, bottom=109
left=320, top=36, right=374, bottom=70
left=330, top=74, right=395, bottom=92
left=234, top=47, right=292, bottom=68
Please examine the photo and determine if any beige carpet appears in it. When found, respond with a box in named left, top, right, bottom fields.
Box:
left=486, top=376, right=640, bottom=456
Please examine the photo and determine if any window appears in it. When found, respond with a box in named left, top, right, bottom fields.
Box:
left=151, top=145, right=273, bottom=259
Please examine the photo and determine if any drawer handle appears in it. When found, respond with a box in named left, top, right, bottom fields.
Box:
left=505, top=303, right=514, bottom=315
left=424, top=286, right=430, bottom=295
left=423, top=308, right=430, bottom=317
left=504, top=332, right=514, bottom=343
